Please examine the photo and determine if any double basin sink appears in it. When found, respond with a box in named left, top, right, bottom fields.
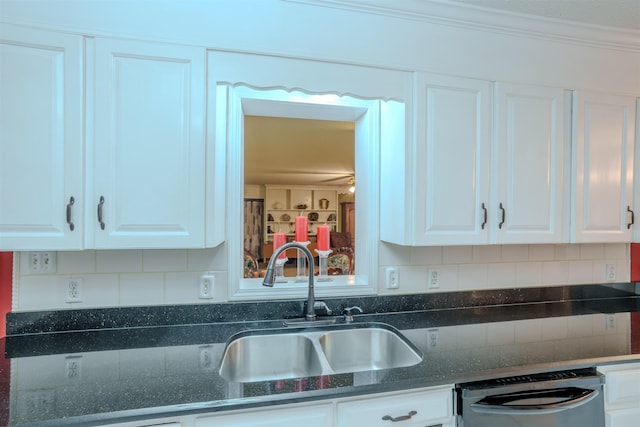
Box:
left=219, top=322, right=423, bottom=383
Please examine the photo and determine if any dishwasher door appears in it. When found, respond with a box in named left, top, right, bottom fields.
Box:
left=456, top=368, right=605, bottom=427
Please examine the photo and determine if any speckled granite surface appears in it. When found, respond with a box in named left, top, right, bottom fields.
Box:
left=2, top=284, right=639, bottom=426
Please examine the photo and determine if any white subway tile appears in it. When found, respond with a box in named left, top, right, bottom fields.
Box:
left=120, top=274, right=165, bottom=306
left=57, top=250, right=96, bottom=274
left=500, top=245, right=529, bottom=262
left=542, top=261, right=570, bottom=285
left=529, top=244, right=556, bottom=261
left=187, top=246, right=227, bottom=271
left=515, top=262, right=542, bottom=287
left=17, top=276, right=60, bottom=311
left=473, top=246, right=501, bottom=263
left=166, top=271, right=227, bottom=304
left=379, top=242, right=412, bottom=266
left=580, top=244, right=605, bottom=260
left=487, top=263, right=516, bottom=288
left=458, top=264, right=487, bottom=290
left=74, top=274, right=119, bottom=308
left=555, top=244, right=581, bottom=260
left=442, top=246, right=473, bottom=264
left=410, top=246, right=442, bottom=265
left=604, top=243, right=628, bottom=259
left=568, top=260, right=594, bottom=284
left=436, top=265, right=459, bottom=292
left=143, top=249, right=187, bottom=272
left=96, top=250, right=142, bottom=273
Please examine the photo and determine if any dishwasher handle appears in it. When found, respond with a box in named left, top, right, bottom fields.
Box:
left=470, top=387, right=598, bottom=416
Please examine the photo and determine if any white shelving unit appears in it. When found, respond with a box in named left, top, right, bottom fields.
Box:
left=264, top=185, right=338, bottom=242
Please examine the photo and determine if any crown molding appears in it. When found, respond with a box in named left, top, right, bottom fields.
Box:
left=285, top=0, right=640, bottom=52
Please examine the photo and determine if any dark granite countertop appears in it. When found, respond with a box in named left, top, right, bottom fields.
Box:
left=2, top=284, right=639, bottom=426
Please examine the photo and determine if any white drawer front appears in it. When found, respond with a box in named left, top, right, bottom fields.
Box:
left=337, top=386, right=452, bottom=427
left=607, top=407, right=640, bottom=427
left=605, top=368, right=640, bottom=404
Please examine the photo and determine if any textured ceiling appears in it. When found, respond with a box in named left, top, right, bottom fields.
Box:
left=450, top=0, right=640, bottom=30
left=244, top=116, right=355, bottom=187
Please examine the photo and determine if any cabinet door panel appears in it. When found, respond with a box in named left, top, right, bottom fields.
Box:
left=414, top=74, right=491, bottom=245
left=494, top=83, right=567, bottom=243
left=196, top=403, right=333, bottom=427
left=0, top=26, right=83, bottom=250
left=92, top=39, right=205, bottom=248
left=573, top=91, right=635, bottom=243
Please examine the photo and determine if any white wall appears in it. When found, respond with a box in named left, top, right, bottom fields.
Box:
left=3, top=0, right=638, bottom=312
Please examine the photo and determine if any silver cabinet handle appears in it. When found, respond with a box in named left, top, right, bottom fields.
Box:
left=382, top=410, right=417, bottom=422
left=66, top=197, right=75, bottom=231
left=481, top=203, right=488, bottom=229
left=97, top=196, right=105, bottom=230
left=499, top=202, right=506, bottom=229
left=627, top=206, right=634, bottom=229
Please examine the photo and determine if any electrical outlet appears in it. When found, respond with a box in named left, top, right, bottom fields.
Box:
left=428, top=269, right=440, bottom=289
left=605, top=264, right=616, bottom=282
left=65, top=278, right=83, bottom=303
left=25, top=251, right=57, bottom=274
left=385, top=267, right=398, bottom=289
left=428, top=329, right=439, bottom=349
left=199, top=274, right=215, bottom=299
left=65, top=356, right=82, bottom=380
left=605, top=314, right=616, bottom=330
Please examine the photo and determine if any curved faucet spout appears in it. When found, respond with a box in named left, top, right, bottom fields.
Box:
left=263, top=242, right=317, bottom=321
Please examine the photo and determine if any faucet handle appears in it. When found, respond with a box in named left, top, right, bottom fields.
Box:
left=313, top=301, right=332, bottom=316
left=343, top=306, right=363, bottom=322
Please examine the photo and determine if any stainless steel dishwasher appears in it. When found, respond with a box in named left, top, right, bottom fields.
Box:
left=456, top=367, right=605, bottom=427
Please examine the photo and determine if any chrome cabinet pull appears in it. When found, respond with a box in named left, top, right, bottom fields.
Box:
left=97, top=196, right=105, bottom=230
left=499, top=202, right=506, bottom=229
left=382, top=410, right=417, bottom=422
left=66, top=196, right=75, bottom=231
left=481, top=203, right=488, bottom=229
left=627, top=206, right=634, bottom=229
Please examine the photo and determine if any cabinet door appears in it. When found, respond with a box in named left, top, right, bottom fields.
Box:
left=91, top=38, right=206, bottom=248
left=0, top=25, right=84, bottom=250
left=572, top=91, right=635, bottom=243
left=196, top=402, right=333, bottom=427
left=493, top=83, right=569, bottom=244
left=413, top=74, right=491, bottom=245
left=337, top=386, right=453, bottom=427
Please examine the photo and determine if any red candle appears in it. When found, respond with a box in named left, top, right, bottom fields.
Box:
left=317, top=225, right=330, bottom=251
left=295, top=216, right=308, bottom=242
left=273, top=232, right=287, bottom=259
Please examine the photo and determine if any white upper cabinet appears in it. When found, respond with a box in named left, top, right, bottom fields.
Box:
left=493, top=82, right=569, bottom=244
left=572, top=91, right=635, bottom=243
left=382, top=75, right=569, bottom=246
left=411, top=73, right=492, bottom=245
left=0, top=25, right=84, bottom=250
left=89, top=38, right=207, bottom=248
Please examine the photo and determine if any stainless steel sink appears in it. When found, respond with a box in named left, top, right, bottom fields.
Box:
left=218, top=323, right=422, bottom=383
left=218, top=333, right=324, bottom=383
left=318, top=327, right=422, bottom=373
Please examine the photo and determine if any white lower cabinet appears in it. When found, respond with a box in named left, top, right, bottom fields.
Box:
left=99, top=385, right=454, bottom=427
left=598, top=363, right=640, bottom=427
left=195, top=402, right=334, bottom=427
left=336, top=386, right=454, bottom=427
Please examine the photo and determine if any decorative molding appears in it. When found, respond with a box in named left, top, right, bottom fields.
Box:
left=285, top=0, right=640, bottom=52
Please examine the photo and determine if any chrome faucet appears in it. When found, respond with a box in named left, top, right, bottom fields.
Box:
left=263, top=242, right=319, bottom=321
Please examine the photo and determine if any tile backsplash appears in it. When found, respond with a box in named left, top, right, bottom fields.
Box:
left=12, top=243, right=629, bottom=312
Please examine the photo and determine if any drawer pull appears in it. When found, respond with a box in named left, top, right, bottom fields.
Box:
left=481, top=203, right=487, bottom=229
left=97, top=196, right=106, bottom=230
left=627, top=205, right=634, bottom=229
left=66, top=196, right=75, bottom=231
left=381, top=410, right=417, bottom=422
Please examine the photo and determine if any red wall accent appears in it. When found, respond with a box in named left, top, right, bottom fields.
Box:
left=0, top=252, right=11, bottom=427
left=630, top=244, right=640, bottom=353
left=0, top=252, right=12, bottom=338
